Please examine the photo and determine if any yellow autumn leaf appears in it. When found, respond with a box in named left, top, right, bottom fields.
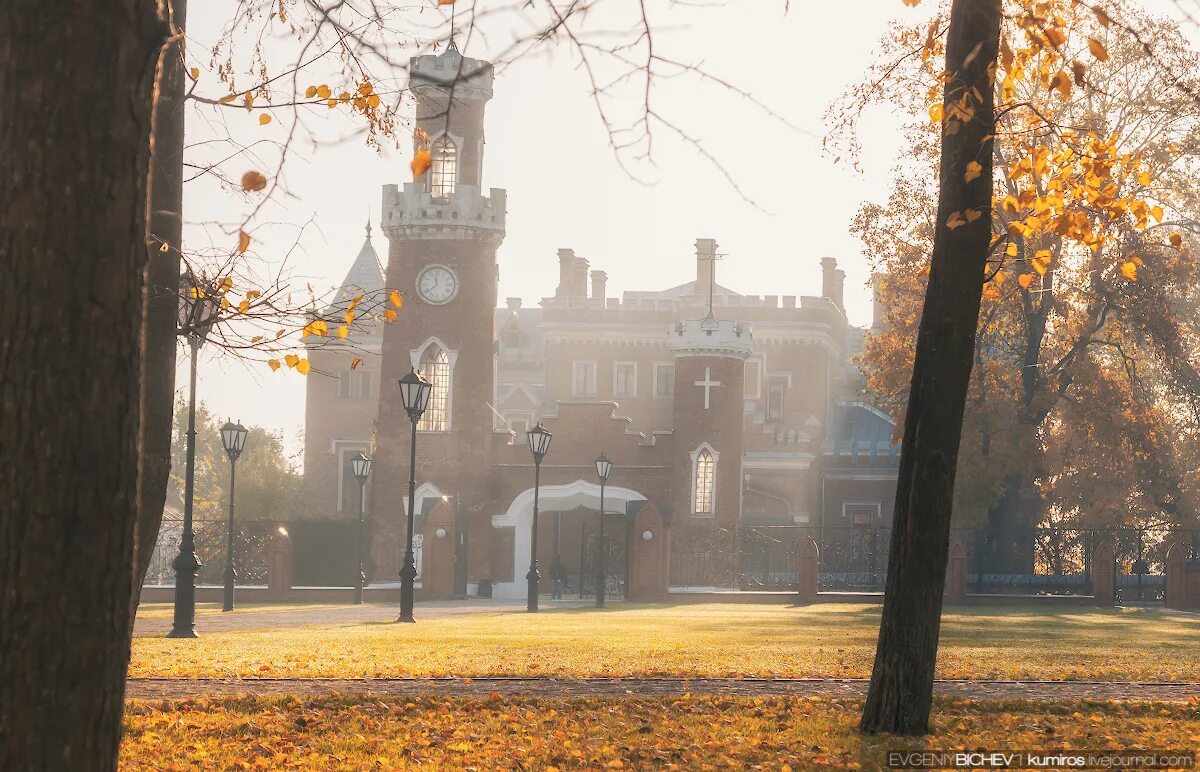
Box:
left=965, top=208, right=982, bottom=222
left=351, top=357, right=363, bottom=370
left=1149, top=205, right=1164, bottom=222
left=241, top=170, right=268, bottom=192
left=902, top=0, right=921, bottom=6
left=238, top=300, right=251, bottom=314
left=1049, top=71, right=1072, bottom=100
left=367, top=94, right=381, bottom=109
left=411, top=149, right=433, bottom=179
left=297, top=358, right=311, bottom=375
left=358, top=82, right=373, bottom=96
left=189, top=67, right=200, bottom=80
left=390, top=290, right=404, bottom=308
left=1169, top=233, right=1183, bottom=247
left=1120, top=261, right=1138, bottom=281
left=284, top=354, right=300, bottom=368
left=159, top=241, right=170, bottom=253
left=946, top=211, right=966, bottom=230
left=258, top=113, right=272, bottom=125
left=1032, top=257, right=1048, bottom=276
left=964, top=161, right=983, bottom=183
left=344, top=309, right=357, bottom=325
left=316, top=84, right=331, bottom=99
left=268, top=359, right=281, bottom=371
left=1006, top=242, right=1018, bottom=257
left=1044, top=27, right=1066, bottom=48
left=983, top=286, right=1000, bottom=300
left=237, top=230, right=251, bottom=254
left=384, top=308, right=398, bottom=322
left=338, top=325, right=349, bottom=339
left=1087, top=37, right=1109, bottom=62
left=1018, top=273, right=1034, bottom=289
left=928, top=103, right=944, bottom=124
left=1137, top=171, right=1151, bottom=186
left=1002, top=195, right=1020, bottom=216
left=305, top=85, right=318, bottom=98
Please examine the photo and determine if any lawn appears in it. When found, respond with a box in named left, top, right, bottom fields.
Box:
left=133, top=603, right=342, bottom=620
left=119, top=694, right=1200, bottom=770
left=129, top=603, right=1200, bottom=681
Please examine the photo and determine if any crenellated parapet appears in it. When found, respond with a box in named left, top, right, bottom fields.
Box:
left=667, top=317, right=754, bottom=361
left=380, top=182, right=506, bottom=242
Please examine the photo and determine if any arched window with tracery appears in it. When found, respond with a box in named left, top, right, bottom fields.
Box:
left=693, top=447, right=715, bottom=515
left=417, top=344, right=450, bottom=431
left=429, top=137, right=457, bottom=200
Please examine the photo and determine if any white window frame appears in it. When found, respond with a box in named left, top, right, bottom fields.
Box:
left=410, top=337, right=457, bottom=432
left=353, top=370, right=373, bottom=400
left=652, top=361, right=675, bottom=399
left=766, top=380, right=785, bottom=423
left=842, top=501, right=882, bottom=526
left=429, top=135, right=457, bottom=200
left=337, top=371, right=352, bottom=398
left=613, top=361, right=638, bottom=398
left=744, top=357, right=763, bottom=399
left=571, top=360, right=597, bottom=398
left=690, top=442, right=719, bottom=517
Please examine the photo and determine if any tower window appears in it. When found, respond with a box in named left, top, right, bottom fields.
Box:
left=693, top=446, right=715, bottom=515
left=430, top=137, right=457, bottom=200
left=418, top=345, right=451, bottom=431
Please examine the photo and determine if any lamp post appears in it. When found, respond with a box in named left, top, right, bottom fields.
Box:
left=351, top=452, right=373, bottom=604
left=168, top=272, right=221, bottom=638
left=526, top=423, right=553, bottom=612
left=594, top=453, right=613, bottom=608
left=397, top=368, right=432, bottom=623
left=219, top=420, right=249, bottom=612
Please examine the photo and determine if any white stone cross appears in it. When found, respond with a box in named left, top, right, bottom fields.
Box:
left=694, top=366, right=721, bottom=410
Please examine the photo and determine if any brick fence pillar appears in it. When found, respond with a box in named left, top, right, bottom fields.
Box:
left=266, top=525, right=293, bottom=598
left=795, top=536, right=819, bottom=604
left=945, top=538, right=968, bottom=603
left=1091, top=540, right=1116, bottom=606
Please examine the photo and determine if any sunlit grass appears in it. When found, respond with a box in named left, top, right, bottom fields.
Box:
left=128, top=603, right=1199, bottom=681
left=134, top=602, right=342, bottom=620
left=119, top=694, right=1200, bottom=770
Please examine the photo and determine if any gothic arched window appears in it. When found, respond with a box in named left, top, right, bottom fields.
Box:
left=430, top=137, right=457, bottom=200
left=417, top=344, right=450, bottom=431
left=693, top=447, right=715, bottom=515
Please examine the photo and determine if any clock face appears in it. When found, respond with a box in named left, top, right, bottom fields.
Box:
left=416, top=265, right=458, bottom=305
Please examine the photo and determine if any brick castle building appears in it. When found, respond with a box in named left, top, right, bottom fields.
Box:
left=302, top=46, right=899, bottom=599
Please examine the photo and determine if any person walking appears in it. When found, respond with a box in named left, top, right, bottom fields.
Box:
left=550, top=556, right=567, bottom=600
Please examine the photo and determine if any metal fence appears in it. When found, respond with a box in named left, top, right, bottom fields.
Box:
left=144, top=518, right=362, bottom=588
left=670, top=525, right=1198, bottom=601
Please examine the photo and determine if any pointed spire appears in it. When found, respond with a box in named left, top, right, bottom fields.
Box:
left=365, top=214, right=372, bottom=240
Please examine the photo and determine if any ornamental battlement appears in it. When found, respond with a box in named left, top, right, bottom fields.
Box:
left=380, top=182, right=506, bottom=241
left=409, top=47, right=494, bottom=100
left=667, top=316, right=754, bottom=360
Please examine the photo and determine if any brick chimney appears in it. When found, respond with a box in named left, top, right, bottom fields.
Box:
left=506, top=297, right=522, bottom=312
left=556, top=249, right=575, bottom=297
left=573, top=256, right=590, bottom=298
left=695, top=238, right=718, bottom=298
left=820, top=257, right=844, bottom=311
left=590, top=269, right=607, bottom=301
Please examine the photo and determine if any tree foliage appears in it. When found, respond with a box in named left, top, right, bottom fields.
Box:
left=854, top=3, right=1200, bottom=534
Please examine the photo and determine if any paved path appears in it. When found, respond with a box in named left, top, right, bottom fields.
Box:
left=126, top=677, right=1199, bottom=702
left=133, top=599, right=590, bottom=637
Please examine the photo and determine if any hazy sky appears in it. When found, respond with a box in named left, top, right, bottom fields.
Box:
left=181, top=0, right=1194, bottom=459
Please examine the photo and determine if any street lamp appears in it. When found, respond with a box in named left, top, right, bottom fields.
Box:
left=594, top=453, right=613, bottom=608
left=526, top=423, right=553, bottom=612
left=397, top=368, right=432, bottom=623
left=219, top=420, right=249, bottom=612
left=168, top=271, right=222, bottom=638
left=351, top=452, right=373, bottom=604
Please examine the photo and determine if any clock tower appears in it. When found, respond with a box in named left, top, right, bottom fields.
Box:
left=371, top=44, right=506, bottom=571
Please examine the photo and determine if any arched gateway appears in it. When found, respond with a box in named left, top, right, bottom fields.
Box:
left=491, top=480, right=668, bottom=601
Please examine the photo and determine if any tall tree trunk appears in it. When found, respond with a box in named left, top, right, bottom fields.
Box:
left=860, top=0, right=1002, bottom=736
left=0, top=2, right=166, bottom=768
left=133, top=0, right=187, bottom=613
